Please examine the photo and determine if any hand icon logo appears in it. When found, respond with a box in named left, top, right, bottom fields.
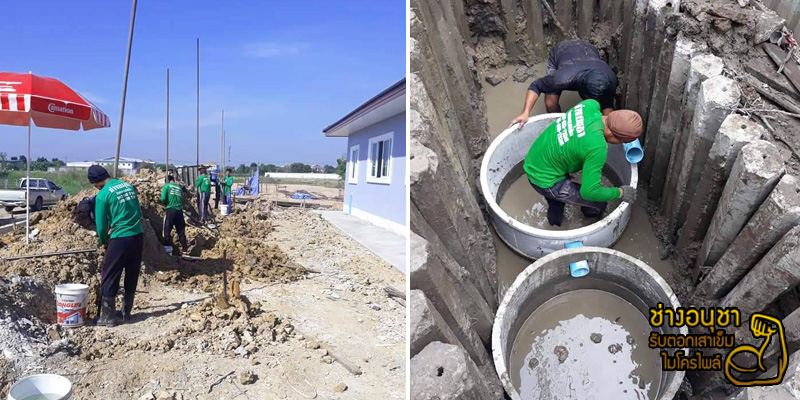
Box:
left=724, top=313, right=788, bottom=386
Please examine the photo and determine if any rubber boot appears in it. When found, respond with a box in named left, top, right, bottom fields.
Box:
left=97, top=297, right=117, bottom=327
left=117, top=292, right=135, bottom=322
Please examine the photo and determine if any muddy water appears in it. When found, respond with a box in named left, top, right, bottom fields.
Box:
left=498, top=169, right=622, bottom=230
left=482, top=62, right=675, bottom=290
left=482, top=64, right=582, bottom=139
left=509, top=289, right=662, bottom=400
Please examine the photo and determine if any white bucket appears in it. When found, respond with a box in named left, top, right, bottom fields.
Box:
left=7, top=374, right=73, bottom=400
left=54, top=283, right=89, bottom=328
left=220, top=204, right=230, bottom=216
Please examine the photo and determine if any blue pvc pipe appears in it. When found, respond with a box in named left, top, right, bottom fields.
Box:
left=623, top=139, right=644, bottom=164
left=564, top=241, right=589, bottom=277
left=348, top=195, right=353, bottom=215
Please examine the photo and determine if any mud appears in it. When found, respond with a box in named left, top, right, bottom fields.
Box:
left=481, top=64, right=582, bottom=138
left=509, top=289, right=661, bottom=400
left=498, top=167, right=622, bottom=231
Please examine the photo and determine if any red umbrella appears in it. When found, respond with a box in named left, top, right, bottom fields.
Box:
left=0, top=72, right=111, bottom=242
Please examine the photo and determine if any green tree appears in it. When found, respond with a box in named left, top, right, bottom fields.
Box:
left=289, top=162, right=312, bottom=173
left=236, top=164, right=247, bottom=174
left=323, top=165, right=335, bottom=174
left=335, top=155, right=346, bottom=180
left=0, top=152, right=6, bottom=171
left=50, top=158, right=64, bottom=167
left=31, top=157, right=50, bottom=171
left=264, top=164, right=278, bottom=172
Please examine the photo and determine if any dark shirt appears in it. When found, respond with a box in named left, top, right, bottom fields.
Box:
left=528, top=40, right=617, bottom=110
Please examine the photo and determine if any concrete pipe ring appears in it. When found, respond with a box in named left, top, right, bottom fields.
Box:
left=492, top=247, right=687, bottom=400
left=480, top=114, right=638, bottom=259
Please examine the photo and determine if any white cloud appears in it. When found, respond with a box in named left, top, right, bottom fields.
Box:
left=242, top=42, right=309, bottom=58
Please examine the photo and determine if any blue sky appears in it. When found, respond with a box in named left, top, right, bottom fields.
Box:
left=0, top=1, right=405, bottom=167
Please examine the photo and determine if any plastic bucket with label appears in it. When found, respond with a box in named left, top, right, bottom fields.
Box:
left=55, top=283, right=89, bottom=327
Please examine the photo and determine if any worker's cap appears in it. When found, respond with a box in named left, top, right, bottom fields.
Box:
left=607, top=110, right=643, bottom=143
left=87, top=165, right=110, bottom=183
left=581, top=70, right=614, bottom=99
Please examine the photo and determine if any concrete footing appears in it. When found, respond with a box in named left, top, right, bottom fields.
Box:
left=645, top=37, right=707, bottom=199
left=697, top=140, right=785, bottom=268
left=411, top=341, right=497, bottom=400
left=492, top=247, right=686, bottom=400
left=410, top=232, right=494, bottom=359
left=693, top=174, right=800, bottom=300
left=661, top=54, right=724, bottom=225
left=677, top=114, right=763, bottom=250
left=720, top=225, right=800, bottom=321
left=668, top=75, right=741, bottom=238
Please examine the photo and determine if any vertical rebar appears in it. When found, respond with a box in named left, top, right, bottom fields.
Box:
left=166, top=67, right=170, bottom=182
left=196, top=37, right=200, bottom=167
left=113, top=0, right=138, bottom=178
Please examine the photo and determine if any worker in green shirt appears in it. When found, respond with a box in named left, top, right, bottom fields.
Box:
left=88, top=165, right=143, bottom=326
left=222, top=168, right=233, bottom=209
left=195, top=167, right=212, bottom=223
left=161, top=175, right=187, bottom=254
left=523, top=99, right=641, bottom=226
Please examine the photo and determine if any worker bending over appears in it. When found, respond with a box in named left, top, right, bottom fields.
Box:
left=89, top=165, right=143, bottom=326
left=511, top=40, right=617, bottom=129
left=161, top=175, right=187, bottom=255
left=524, top=100, right=641, bottom=226
left=195, top=168, right=211, bottom=223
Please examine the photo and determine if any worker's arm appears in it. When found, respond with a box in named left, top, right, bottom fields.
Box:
left=94, top=192, right=110, bottom=246
left=160, top=185, right=169, bottom=205
left=510, top=90, right=541, bottom=129
left=579, top=148, right=622, bottom=202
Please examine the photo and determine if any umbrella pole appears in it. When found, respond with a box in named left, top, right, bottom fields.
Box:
left=26, top=118, right=30, bottom=244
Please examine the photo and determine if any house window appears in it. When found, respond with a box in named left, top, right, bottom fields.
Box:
left=348, top=145, right=359, bottom=184
left=367, top=132, right=393, bottom=184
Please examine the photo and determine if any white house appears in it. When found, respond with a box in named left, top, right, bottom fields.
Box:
left=66, top=156, right=152, bottom=176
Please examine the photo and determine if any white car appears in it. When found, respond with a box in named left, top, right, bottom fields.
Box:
left=0, top=178, right=67, bottom=212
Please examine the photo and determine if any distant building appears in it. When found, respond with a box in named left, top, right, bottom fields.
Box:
left=66, top=156, right=152, bottom=176
left=323, top=78, right=406, bottom=235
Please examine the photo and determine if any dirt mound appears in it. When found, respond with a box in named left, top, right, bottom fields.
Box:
left=0, top=170, right=299, bottom=316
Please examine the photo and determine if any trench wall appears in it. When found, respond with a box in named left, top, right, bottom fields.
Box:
left=409, top=0, right=800, bottom=398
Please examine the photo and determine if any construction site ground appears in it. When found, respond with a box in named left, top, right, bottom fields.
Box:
left=0, top=171, right=405, bottom=399
left=256, top=183, right=343, bottom=210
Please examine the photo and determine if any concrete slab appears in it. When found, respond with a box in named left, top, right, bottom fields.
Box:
left=410, top=289, right=462, bottom=357
left=316, top=210, right=406, bottom=273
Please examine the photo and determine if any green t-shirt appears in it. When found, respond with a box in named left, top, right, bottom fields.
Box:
left=161, top=182, right=183, bottom=211
left=95, top=179, right=143, bottom=245
left=523, top=99, right=621, bottom=202
left=195, top=174, right=211, bottom=193
left=223, top=176, right=233, bottom=195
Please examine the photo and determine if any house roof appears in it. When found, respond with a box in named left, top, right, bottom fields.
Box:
left=323, top=78, right=405, bottom=137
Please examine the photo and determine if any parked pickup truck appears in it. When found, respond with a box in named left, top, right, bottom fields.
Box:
left=0, top=178, right=67, bottom=212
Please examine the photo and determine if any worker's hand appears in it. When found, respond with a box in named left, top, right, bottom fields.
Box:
left=620, top=186, right=636, bottom=203
left=510, top=112, right=530, bottom=130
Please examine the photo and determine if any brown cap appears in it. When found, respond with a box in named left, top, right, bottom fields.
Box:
left=607, top=110, right=643, bottom=143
